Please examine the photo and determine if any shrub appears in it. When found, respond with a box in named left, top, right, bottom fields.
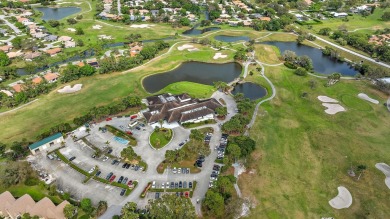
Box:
left=284, top=62, right=297, bottom=69
left=295, top=67, right=308, bottom=76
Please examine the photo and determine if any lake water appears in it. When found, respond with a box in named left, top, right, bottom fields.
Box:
left=214, top=35, right=250, bottom=42
left=183, top=26, right=221, bottom=36
left=261, top=41, right=357, bottom=76
left=35, top=7, right=81, bottom=21
left=232, top=82, right=267, bottom=100
left=142, top=62, right=242, bottom=93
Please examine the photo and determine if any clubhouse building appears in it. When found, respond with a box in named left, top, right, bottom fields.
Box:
left=29, top=133, right=64, bottom=155
left=142, top=93, right=222, bottom=125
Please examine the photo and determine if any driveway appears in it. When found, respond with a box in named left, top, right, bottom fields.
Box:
left=0, top=15, right=22, bottom=34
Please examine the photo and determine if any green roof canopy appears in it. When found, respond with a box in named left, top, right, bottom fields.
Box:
left=29, top=133, right=63, bottom=150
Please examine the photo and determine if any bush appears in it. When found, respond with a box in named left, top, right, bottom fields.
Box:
left=24, top=177, right=40, bottom=186
left=284, top=62, right=297, bottom=69
left=294, top=67, right=308, bottom=76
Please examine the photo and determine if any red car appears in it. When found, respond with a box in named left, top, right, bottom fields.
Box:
left=130, top=115, right=137, bottom=120
left=126, top=131, right=133, bottom=135
left=109, top=175, right=116, bottom=182
left=127, top=180, right=133, bottom=186
left=105, top=117, right=112, bottom=121
left=184, top=192, right=189, bottom=198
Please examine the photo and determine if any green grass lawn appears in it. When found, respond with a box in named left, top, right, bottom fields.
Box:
left=150, top=128, right=173, bottom=149
left=159, top=81, right=216, bottom=99
left=240, top=65, right=390, bottom=218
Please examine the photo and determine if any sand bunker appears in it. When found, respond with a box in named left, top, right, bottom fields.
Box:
left=92, top=25, right=102, bottom=30
left=67, top=28, right=76, bottom=32
left=322, top=103, right=346, bottom=115
left=318, top=96, right=345, bottom=115
left=130, top=24, right=155, bottom=28
left=58, top=84, right=82, bottom=93
left=358, top=93, right=379, bottom=104
left=178, top=44, right=194, bottom=51
left=318, top=96, right=339, bottom=103
left=375, top=163, right=390, bottom=189
left=213, top=52, right=227, bottom=59
left=329, top=186, right=353, bottom=209
left=187, top=48, right=199, bottom=52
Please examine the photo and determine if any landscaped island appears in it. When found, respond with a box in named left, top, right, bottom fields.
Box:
left=149, top=127, right=173, bottom=149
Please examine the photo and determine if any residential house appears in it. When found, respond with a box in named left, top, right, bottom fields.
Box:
left=58, top=36, right=72, bottom=42
left=0, top=45, right=12, bottom=53
left=64, top=41, right=76, bottom=48
left=24, top=51, right=42, bottom=60
left=331, top=12, right=348, bottom=18
left=43, top=72, right=59, bottom=83
left=142, top=93, right=222, bottom=125
left=0, top=191, right=69, bottom=219
left=86, top=58, right=99, bottom=67
left=44, top=35, right=58, bottom=42
left=12, top=83, right=24, bottom=93
left=260, top=17, right=271, bottom=22
left=45, top=47, right=62, bottom=56
left=7, top=51, right=23, bottom=59
left=0, top=90, right=13, bottom=97
left=32, top=77, right=43, bottom=84
left=17, top=17, right=29, bottom=25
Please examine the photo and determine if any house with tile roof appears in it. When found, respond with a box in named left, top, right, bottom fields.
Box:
left=142, top=93, right=222, bottom=125
left=0, top=191, right=69, bottom=219
left=43, top=72, right=59, bottom=83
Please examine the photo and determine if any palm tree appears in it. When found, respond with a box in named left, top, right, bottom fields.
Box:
left=159, top=119, right=164, bottom=128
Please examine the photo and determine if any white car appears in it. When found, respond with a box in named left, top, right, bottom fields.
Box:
left=102, top=156, right=109, bottom=162
left=152, top=181, right=156, bottom=188
left=161, top=183, right=165, bottom=189
left=88, top=167, right=95, bottom=174
left=172, top=167, right=177, bottom=174
left=166, top=182, right=169, bottom=189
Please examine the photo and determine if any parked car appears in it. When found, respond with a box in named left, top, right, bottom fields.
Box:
left=179, top=181, right=182, bottom=188
left=107, top=149, right=113, bottom=154
left=118, top=176, right=124, bottom=183
left=175, top=182, right=179, bottom=188
left=189, top=182, right=193, bottom=188
left=106, top=117, right=112, bottom=121
left=184, top=192, right=189, bottom=198
left=95, top=171, right=101, bottom=176
left=172, top=167, right=177, bottom=174
left=165, top=182, right=169, bottom=189
left=122, top=163, right=127, bottom=168
left=69, top=156, right=76, bottom=161
left=88, top=167, right=96, bottom=174
left=186, top=168, right=190, bottom=174
left=111, top=160, right=117, bottom=165
left=183, top=181, right=187, bottom=188
left=120, top=189, right=126, bottom=196
left=123, top=177, right=128, bottom=184
left=125, top=163, right=130, bottom=169
left=106, top=172, right=113, bottom=180
left=170, top=182, right=174, bottom=188
left=155, top=192, right=160, bottom=199
left=152, top=181, right=156, bottom=189
left=102, top=156, right=109, bottom=162
left=161, top=182, right=165, bottom=189
left=127, top=180, right=133, bottom=186
left=109, top=175, right=116, bottom=182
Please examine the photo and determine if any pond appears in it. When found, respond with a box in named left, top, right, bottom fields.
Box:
left=261, top=41, right=357, bottom=76
left=142, top=62, right=242, bottom=93
left=183, top=25, right=221, bottom=36
left=214, top=35, right=250, bottom=42
left=231, top=82, right=267, bottom=100
left=34, top=7, right=81, bottom=21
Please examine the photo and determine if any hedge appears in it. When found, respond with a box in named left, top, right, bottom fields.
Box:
left=284, top=62, right=298, bottom=69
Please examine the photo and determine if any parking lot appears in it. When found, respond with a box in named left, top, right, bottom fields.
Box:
left=29, top=91, right=237, bottom=215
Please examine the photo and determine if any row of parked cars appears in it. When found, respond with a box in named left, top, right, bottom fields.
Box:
left=109, top=159, right=144, bottom=171
left=152, top=181, right=193, bottom=189
left=209, top=164, right=221, bottom=188
left=194, top=155, right=206, bottom=168
left=216, top=134, right=228, bottom=160
left=172, top=167, right=190, bottom=174
left=155, top=191, right=190, bottom=199
left=99, top=172, right=135, bottom=196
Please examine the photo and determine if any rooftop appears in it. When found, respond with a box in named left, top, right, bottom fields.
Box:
left=29, top=132, right=62, bottom=150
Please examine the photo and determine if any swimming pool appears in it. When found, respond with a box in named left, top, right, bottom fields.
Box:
left=114, top=136, right=129, bottom=145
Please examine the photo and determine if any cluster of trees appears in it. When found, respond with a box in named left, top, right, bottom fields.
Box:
left=63, top=199, right=107, bottom=218
left=119, top=195, right=196, bottom=219
left=164, top=129, right=211, bottom=163
left=0, top=50, right=11, bottom=66
left=203, top=175, right=245, bottom=218
left=60, top=64, right=95, bottom=83
left=0, top=79, right=57, bottom=109
left=121, top=146, right=140, bottom=161
left=322, top=46, right=344, bottom=61
left=234, top=48, right=247, bottom=61
left=319, top=28, right=390, bottom=63
left=98, top=40, right=169, bottom=74
left=252, top=15, right=296, bottom=32
left=222, top=94, right=253, bottom=134
left=0, top=161, right=36, bottom=186
left=282, top=50, right=313, bottom=70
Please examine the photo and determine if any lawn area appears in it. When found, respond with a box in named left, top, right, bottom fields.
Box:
left=150, top=128, right=173, bottom=149
left=159, top=81, right=216, bottom=99
left=0, top=184, right=63, bottom=205
left=0, top=43, right=238, bottom=145
left=254, top=44, right=282, bottom=65
left=240, top=65, right=390, bottom=218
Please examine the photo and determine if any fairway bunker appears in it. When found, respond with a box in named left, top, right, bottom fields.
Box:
left=375, top=163, right=390, bottom=189
left=318, top=96, right=346, bottom=115
left=329, top=186, right=353, bottom=209
left=58, top=84, right=83, bottom=93
left=358, top=93, right=379, bottom=104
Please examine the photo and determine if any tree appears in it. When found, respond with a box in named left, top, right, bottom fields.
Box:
left=0, top=51, right=10, bottom=66
left=79, top=65, right=95, bottom=76
left=297, top=35, right=306, bottom=44
left=234, top=48, right=247, bottom=61
left=48, top=20, right=60, bottom=27
left=213, top=81, right=230, bottom=92
left=148, top=194, right=196, bottom=219
left=382, top=12, right=390, bottom=21
left=80, top=198, right=93, bottom=214
left=165, top=150, right=176, bottom=163
left=190, top=129, right=203, bottom=141
left=63, top=204, right=77, bottom=219
left=318, top=27, right=332, bottom=36
left=0, top=142, right=6, bottom=157
left=66, top=18, right=77, bottom=25
left=227, top=143, right=241, bottom=162
left=203, top=190, right=225, bottom=217
left=121, top=146, right=138, bottom=161
left=294, top=67, right=307, bottom=76
left=215, top=107, right=228, bottom=118
left=11, top=37, right=22, bottom=49
left=96, top=201, right=108, bottom=217
left=121, top=202, right=139, bottom=219
left=179, top=17, right=190, bottom=26
left=282, top=50, right=297, bottom=62
left=75, top=27, right=84, bottom=35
